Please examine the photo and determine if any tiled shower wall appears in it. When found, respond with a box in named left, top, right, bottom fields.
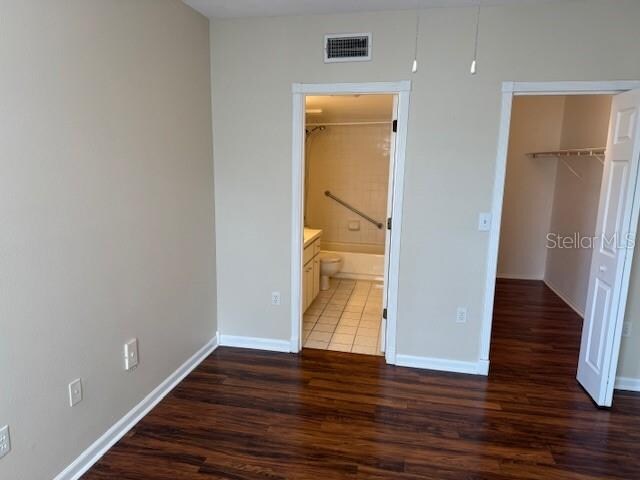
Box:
left=306, top=124, right=391, bottom=253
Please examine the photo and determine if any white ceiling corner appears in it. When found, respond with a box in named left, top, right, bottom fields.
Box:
left=183, top=0, right=568, bottom=19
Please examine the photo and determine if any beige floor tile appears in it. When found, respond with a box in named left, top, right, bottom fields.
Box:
left=339, top=317, right=360, bottom=326
left=358, top=319, right=380, bottom=328
left=304, top=340, right=328, bottom=349
left=319, top=310, right=340, bottom=319
left=351, top=345, right=377, bottom=355
left=324, top=304, right=344, bottom=312
left=354, top=335, right=378, bottom=347
left=328, top=302, right=346, bottom=309
left=340, top=311, right=361, bottom=319
left=308, top=331, right=333, bottom=342
left=334, top=325, right=357, bottom=334
left=317, top=316, right=340, bottom=325
left=328, top=342, right=352, bottom=352
left=357, top=327, right=379, bottom=337
left=343, top=305, right=364, bottom=313
left=313, top=323, right=336, bottom=333
left=331, top=333, right=355, bottom=345
left=332, top=293, right=350, bottom=300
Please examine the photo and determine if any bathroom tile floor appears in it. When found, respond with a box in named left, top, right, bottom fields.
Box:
left=303, top=279, right=384, bottom=355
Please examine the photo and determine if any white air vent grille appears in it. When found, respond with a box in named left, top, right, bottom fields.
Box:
left=324, top=33, right=371, bottom=63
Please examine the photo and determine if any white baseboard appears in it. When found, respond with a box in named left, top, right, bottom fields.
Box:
left=218, top=334, right=292, bottom=353
left=54, top=335, right=219, bottom=480
left=496, top=273, right=544, bottom=280
left=543, top=279, right=585, bottom=317
left=615, top=376, right=640, bottom=392
left=395, top=354, right=489, bottom=376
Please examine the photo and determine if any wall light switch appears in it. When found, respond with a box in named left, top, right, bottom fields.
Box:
left=623, top=322, right=632, bottom=337
left=124, top=338, right=139, bottom=370
left=478, top=212, right=492, bottom=232
left=0, top=425, right=10, bottom=459
left=68, top=378, right=83, bottom=407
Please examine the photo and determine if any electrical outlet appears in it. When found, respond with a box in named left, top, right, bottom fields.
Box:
left=68, top=378, right=83, bottom=407
left=124, top=338, right=139, bottom=370
left=0, top=425, right=10, bottom=459
left=271, top=291, right=281, bottom=306
left=623, top=322, right=632, bottom=337
left=456, top=307, right=468, bottom=324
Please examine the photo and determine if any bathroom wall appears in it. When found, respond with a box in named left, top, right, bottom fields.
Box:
left=306, top=124, right=391, bottom=254
left=545, top=95, right=612, bottom=315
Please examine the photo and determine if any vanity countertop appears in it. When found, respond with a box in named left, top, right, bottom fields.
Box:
left=303, top=228, right=322, bottom=248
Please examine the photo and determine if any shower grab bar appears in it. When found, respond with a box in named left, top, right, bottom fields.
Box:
left=324, top=191, right=383, bottom=229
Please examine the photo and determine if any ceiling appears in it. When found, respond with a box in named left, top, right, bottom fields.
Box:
left=305, top=95, right=394, bottom=124
left=184, top=0, right=565, bottom=19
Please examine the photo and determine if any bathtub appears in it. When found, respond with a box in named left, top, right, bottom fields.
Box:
left=322, top=245, right=385, bottom=282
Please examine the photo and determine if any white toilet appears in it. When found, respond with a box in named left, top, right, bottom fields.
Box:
left=319, top=253, right=343, bottom=290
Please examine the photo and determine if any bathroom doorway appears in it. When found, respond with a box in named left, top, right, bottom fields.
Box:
left=290, top=81, right=411, bottom=362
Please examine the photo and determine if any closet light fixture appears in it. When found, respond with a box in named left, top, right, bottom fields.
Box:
left=411, top=10, right=420, bottom=73
left=470, top=5, right=481, bottom=75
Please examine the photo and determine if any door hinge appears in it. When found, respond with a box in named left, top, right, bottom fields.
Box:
left=383, top=308, right=387, bottom=319
left=387, top=217, right=392, bottom=230
left=392, top=119, right=397, bottom=133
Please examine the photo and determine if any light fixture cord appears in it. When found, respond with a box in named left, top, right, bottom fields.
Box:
left=472, top=5, right=481, bottom=64
left=413, top=10, right=421, bottom=63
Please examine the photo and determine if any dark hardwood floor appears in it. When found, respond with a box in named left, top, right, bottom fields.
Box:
left=83, top=279, right=640, bottom=479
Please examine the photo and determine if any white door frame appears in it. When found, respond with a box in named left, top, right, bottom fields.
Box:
left=480, top=80, right=640, bottom=367
left=290, top=81, right=411, bottom=364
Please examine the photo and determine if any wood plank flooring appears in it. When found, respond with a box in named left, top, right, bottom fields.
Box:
left=83, top=279, right=640, bottom=479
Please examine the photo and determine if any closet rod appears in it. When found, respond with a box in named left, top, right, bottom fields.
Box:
left=306, top=121, right=392, bottom=127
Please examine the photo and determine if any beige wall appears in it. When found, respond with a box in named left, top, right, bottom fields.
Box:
left=498, top=96, right=564, bottom=279
left=545, top=95, right=612, bottom=315
left=0, top=2, right=215, bottom=479
left=210, top=1, right=640, bottom=364
left=307, top=124, right=390, bottom=253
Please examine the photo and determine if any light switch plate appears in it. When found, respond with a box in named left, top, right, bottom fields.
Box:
left=124, top=338, right=139, bottom=370
left=0, top=425, right=10, bottom=459
left=478, top=212, right=492, bottom=231
left=68, top=378, right=83, bottom=407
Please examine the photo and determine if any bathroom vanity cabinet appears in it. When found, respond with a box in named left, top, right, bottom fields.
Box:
left=303, top=229, right=321, bottom=312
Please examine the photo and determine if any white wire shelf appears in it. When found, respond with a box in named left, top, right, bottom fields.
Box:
left=527, top=148, right=606, bottom=180
left=527, top=147, right=605, bottom=159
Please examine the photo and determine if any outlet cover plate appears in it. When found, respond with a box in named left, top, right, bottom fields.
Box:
left=271, top=292, right=281, bottom=306
left=124, top=338, right=139, bottom=370
left=0, top=425, right=10, bottom=459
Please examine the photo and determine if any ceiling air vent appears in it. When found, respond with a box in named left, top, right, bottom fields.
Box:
left=324, top=33, right=372, bottom=63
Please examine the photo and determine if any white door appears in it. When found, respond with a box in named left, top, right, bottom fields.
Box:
left=577, top=88, right=640, bottom=407
left=381, top=95, right=399, bottom=353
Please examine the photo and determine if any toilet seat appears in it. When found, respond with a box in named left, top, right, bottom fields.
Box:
left=320, top=254, right=341, bottom=264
